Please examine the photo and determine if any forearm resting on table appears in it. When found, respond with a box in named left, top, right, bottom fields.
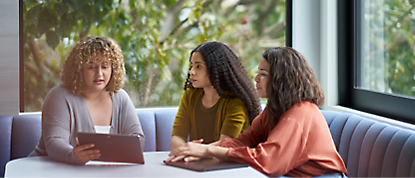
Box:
left=207, top=145, right=229, bottom=161
left=206, top=134, right=231, bottom=161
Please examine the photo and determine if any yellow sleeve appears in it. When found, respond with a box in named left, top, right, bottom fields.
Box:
left=171, top=89, right=192, bottom=138
left=219, top=98, right=249, bottom=138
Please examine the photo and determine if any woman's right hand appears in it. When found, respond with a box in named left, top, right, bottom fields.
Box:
left=74, top=138, right=101, bottom=163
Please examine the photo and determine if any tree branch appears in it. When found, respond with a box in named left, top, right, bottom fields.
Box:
left=27, top=39, right=45, bottom=83
left=142, top=60, right=154, bottom=107
left=256, top=0, right=279, bottom=35
left=158, top=0, right=189, bottom=42
left=161, top=0, right=215, bottom=44
left=24, top=62, right=43, bottom=82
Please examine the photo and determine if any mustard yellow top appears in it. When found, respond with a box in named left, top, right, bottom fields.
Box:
left=172, top=88, right=249, bottom=141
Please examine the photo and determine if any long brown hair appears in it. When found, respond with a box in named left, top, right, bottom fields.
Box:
left=263, top=47, right=324, bottom=129
left=184, top=41, right=261, bottom=123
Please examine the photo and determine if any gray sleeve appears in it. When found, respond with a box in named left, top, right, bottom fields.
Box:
left=117, top=89, right=146, bottom=150
left=41, top=86, right=85, bottom=165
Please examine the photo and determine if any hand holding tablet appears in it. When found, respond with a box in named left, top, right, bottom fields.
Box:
left=77, top=132, right=144, bottom=164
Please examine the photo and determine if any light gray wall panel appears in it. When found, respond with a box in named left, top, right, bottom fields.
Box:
left=293, top=0, right=321, bottom=80
left=293, top=0, right=339, bottom=108
left=0, top=0, right=20, bottom=116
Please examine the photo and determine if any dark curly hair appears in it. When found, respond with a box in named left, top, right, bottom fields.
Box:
left=263, top=47, right=324, bottom=129
left=61, top=36, right=125, bottom=95
left=184, top=41, right=261, bottom=123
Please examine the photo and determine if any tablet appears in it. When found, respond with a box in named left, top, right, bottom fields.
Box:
left=164, top=158, right=249, bottom=172
left=77, top=132, right=144, bottom=164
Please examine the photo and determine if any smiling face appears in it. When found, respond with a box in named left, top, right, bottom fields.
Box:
left=254, top=58, right=270, bottom=98
left=82, top=52, right=112, bottom=93
left=189, top=52, right=212, bottom=88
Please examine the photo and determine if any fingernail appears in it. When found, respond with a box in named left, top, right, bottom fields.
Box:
left=184, top=158, right=188, bottom=162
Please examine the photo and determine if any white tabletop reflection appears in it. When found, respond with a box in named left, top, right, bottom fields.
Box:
left=5, top=151, right=266, bottom=177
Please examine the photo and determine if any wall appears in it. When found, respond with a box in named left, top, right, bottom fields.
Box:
left=292, top=0, right=338, bottom=108
left=0, top=0, right=20, bottom=116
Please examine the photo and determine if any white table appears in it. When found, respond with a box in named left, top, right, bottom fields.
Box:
left=5, top=151, right=266, bottom=177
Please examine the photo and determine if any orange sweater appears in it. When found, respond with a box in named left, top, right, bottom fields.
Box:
left=217, top=101, right=348, bottom=177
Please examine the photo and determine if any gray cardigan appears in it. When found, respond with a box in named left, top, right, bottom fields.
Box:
left=29, top=84, right=145, bottom=165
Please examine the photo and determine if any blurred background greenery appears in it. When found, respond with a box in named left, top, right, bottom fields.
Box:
left=359, top=0, right=415, bottom=98
left=22, top=0, right=287, bottom=112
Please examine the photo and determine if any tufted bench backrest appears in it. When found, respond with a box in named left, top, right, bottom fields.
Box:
left=321, top=110, right=415, bottom=177
left=0, top=108, right=178, bottom=176
left=0, top=116, right=13, bottom=177
left=3, top=109, right=415, bottom=177
left=136, top=107, right=178, bottom=151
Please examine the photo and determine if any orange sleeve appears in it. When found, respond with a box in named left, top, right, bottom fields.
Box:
left=226, top=118, right=306, bottom=177
left=217, top=103, right=347, bottom=177
left=217, top=110, right=267, bottom=148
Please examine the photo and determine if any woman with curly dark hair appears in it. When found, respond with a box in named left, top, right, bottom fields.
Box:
left=29, top=36, right=144, bottom=165
left=170, top=41, right=261, bottom=152
left=167, top=47, right=348, bottom=177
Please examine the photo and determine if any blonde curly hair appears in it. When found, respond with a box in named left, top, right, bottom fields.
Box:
left=61, top=36, right=125, bottom=95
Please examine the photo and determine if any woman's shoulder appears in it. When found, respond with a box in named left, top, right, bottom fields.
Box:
left=220, top=91, right=244, bottom=105
left=182, top=88, right=203, bottom=98
left=115, top=88, right=128, bottom=96
left=42, top=84, right=81, bottom=111
left=184, top=88, right=203, bottom=94
left=112, top=88, right=132, bottom=102
left=280, top=101, right=323, bottom=124
left=289, top=101, right=320, bottom=114
left=221, top=90, right=237, bottom=97
left=49, top=84, right=69, bottom=93
left=45, top=84, right=75, bottom=99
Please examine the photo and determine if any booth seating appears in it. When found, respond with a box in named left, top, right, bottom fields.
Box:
left=322, top=110, right=415, bottom=177
left=0, top=107, right=178, bottom=177
left=1, top=108, right=415, bottom=177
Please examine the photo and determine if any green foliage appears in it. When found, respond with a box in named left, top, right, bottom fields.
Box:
left=23, top=0, right=286, bottom=111
left=362, top=0, right=415, bottom=98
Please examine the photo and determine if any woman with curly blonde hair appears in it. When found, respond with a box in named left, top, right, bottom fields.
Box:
left=167, top=47, right=347, bottom=177
left=61, top=36, right=126, bottom=95
left=29, top=36, right=145, bottom=165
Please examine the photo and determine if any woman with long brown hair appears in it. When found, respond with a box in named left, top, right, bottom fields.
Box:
left=167, top=47, right=348, bottom=177
left=170, top=41, right=261, bottom=152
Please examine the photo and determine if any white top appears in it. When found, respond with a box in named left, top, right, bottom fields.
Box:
left=95, top=126, right=111, bottom=134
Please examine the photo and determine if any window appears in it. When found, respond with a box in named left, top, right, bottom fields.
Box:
left=21, top=0, right=289, bottom=112
left=338, top=0, right=415, bottom=124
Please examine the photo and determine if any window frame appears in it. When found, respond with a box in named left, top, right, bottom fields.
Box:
left=19, top=0, right=24, bottom=112
left=286, top=0, right=292, bottom=47
left=338, top=0, right=415, bottom=124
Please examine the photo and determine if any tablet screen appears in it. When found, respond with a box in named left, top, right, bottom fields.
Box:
left=164, top=158, right=249, bottom=172
left=77, top=132, right=144, bottom=164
